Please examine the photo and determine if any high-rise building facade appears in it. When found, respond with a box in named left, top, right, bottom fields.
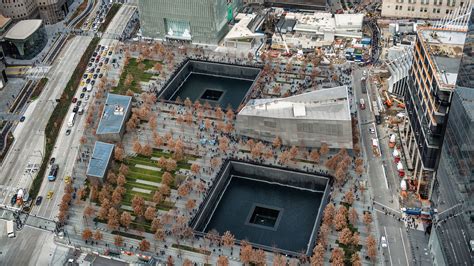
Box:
left=381, top=0, right=465, bottom=19
left=36, top=0, right=70, bottom=25
left=428, top=6, right=473, bottom=265
left=402, top=26, right=466, bottom=199
left=0, top=0, right=38, bottom=20
left=0, top=0, right=70, bottom=24
left=139, top=0, right=243, bottom=45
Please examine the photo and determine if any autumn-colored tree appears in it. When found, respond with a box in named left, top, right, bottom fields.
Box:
left=217, top=256, right=229, bottom=266
left=153, top=190, right=163, bottom=205
left=107, top=172, right=117, bottom=185
left=240, top=242, right=253, bottom=264
left=210, top=157, right=221, bottom=168
left=250, top=141, right=265, bottom=159
left=338, top=227, right=353, bottom=245
left=366, top=234, right=377, bottom=262
left=141, top=144, right=153, bottom=156
left=165, top=158, right=177, bottom=172
left=139, top=239, right=150, bottom=251
left=114, top=235, right=124, bottom=247
left=363, top=211, right=373, bottom=231
left=351, top=252, right=362, bottom=266
left=191, top=163, right=200, bottom=174
left=124, top=73, right=133, bottom=86
left=289, top=145, right=299, bottom=160
left=97, top=206, right=108, bottom=220
left=173, top=139, right=185, bottom=160
left=83, top=205, right=95, bottom=220
left=272, top=136, right=282, bottom=148
left=252, top=249, right=266, bottom=265
left=319, top=143, right=329, bottom=156
left=215, top=107, right=224, bottom=120
left=273, top=254, right=287, bottom=266
left=310, top=242, right=325, bottom=266
left=334, top=167, right=346, bottom=186
left=334, top=206, right=348, bottom=231
left=183, top=259, right=193, bottom=266
left=114, top=145, right=125, bottom=161
left=111, top=189, right=123, bottom=205
left=352, top=232, right=360, bottom=246
left=167, top=255, right=174, bottom=266
left=218, top=136, right=229, bottom=153
left=144, top=206, right=156, bottom=221
left=343, top=204, right=359, bottom=223
left=185, top=199, right=196, bottom=210
left=107, top=207, right=120, bottom=230
left=120, top=211, right=132, bottom=229
left=94, top=229, right=103, bottom=241
left=154, top=228, right=166, bottom=241
left=322, top=202, right=335, bottom=225
left=279, top=150, right=291, bottom=165
left=132, top=140, right=142, bottom=154
left=161, top=171, right=174, bottom=187
left=221, top=231, right=235, bottom=248
left=151, top=218, right=163, bottom=233
left=159, top=184, right=171, bottom=198
left=117, top=174, right=126, bottom=187
left=344, top=190, right=355, bottom=205
left=153, top=132, right=164, bottom=147
left=132, top=195, right=145, bottom=216
left=82, top=228, right=92, bottom=241
left=318, top=223, right=330, bottom=246
left=309, top=149, right=320, bottom=164
left=330, top=247, right=344, bottom=266
left=226, top=108, right=235, bottom=121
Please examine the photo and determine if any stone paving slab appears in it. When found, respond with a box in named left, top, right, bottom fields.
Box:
left=121, top=205, right=133, bottom=211
left=135, top=164, right=161, bottom=171
left=136, top=179, right=161, bottom=187
left=132, top=187, right=152, bottom=194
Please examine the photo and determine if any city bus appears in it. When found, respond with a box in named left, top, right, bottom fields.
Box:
left=67, top=112, right=76, bottom=128
left=6, top=220, right=15, bottom=238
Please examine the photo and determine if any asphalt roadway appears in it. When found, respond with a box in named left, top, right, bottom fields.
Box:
left=0, top=36, right=93, bottom=207
left=353, top=67, right=412, bottom=266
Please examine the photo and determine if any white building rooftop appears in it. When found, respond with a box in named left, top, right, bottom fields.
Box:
left=225, top=13, right=265, bottom=40
left=4, top=19, right=42, bottom=40
left=239, top=86, right=351, bottom=121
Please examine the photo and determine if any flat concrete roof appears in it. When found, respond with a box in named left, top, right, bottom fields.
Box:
left=86, top=142, right=114, bottom=178
left=239, top=86, right=351, bottom=121
left=4, top=19, right=42, bottom=40
left=96, top=93, right=132, bottom=135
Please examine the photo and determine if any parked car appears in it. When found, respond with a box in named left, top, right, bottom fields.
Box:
left=73, top=106, right=79, bottom=113
left=35, top=196, right=43, bottom=206
left=19, top=116, right=25, bottom=122
left=72, top=97, right=77, bottom=103
left=381, top=236, right=388, bottom=248
left=76, top=100, right=82, bottom=106
left=82, top=87, right=87, bottom=92
left=47, top=191, right=54, bottom=199
left=80, top=93, right=85, bottom=99
left=66, top=129, right=71, bottom=136
left=49, top=157, right=55, bottom=164
left=369, top=127, right=375, bottom=134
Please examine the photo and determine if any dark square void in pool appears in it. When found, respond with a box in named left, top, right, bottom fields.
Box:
left=192, top=161, right=331, bottom=255
left=159, top=60, right=261, bottom=109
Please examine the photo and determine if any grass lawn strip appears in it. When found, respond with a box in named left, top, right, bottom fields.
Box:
left=172, top=244, right=211, bottom=256
left=135, top=164, right=161, bottom=172
left=113, top=58, right=160, bottom=94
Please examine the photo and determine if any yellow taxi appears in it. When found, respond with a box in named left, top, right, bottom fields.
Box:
left=47, top=191, right=54, bottom=199
left=64, top=175, right=71, bottom=184
left=80, top=81, right=85, bottom=87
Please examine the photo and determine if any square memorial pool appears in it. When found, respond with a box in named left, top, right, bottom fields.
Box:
left=192, top=161, right=331, bottom=255
left=158, top=60, right=261, bottom=109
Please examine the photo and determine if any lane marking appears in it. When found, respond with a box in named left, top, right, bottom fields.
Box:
left=381, top=165, right=389, bottom=189
left=374, top=201, right=401, bottom=214
left=384, top=226, right=393, bottom=266
left=399, top=227, right=410, bottom=266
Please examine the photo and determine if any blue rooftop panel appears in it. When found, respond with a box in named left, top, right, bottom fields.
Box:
left=86, top=141, right=115, bottom=178
left=96, top=93, right=132, bottom=135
